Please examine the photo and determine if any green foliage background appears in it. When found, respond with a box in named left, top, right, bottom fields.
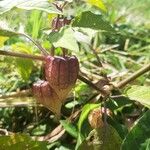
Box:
left=0, top=0, right=150, bottom=149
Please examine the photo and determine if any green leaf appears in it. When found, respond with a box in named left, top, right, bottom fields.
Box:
left=126, top=86, right=150, bottom=108
left=86, top=0, right=107, bottom=12
left=121, top=110, right=150, bottom=150
left=15, top=58, right=33, bottom=81
left=31, top=125, right=46, bottom=136
left=106, top=97, right=132, bottom=111
left=76, top=133, right=85, bottom=150
left=48, top=27, right=79, bottom=51
left=78, top=125, right=122, bottom=150
left=72, top=11, right=115, bottom=32
left=78, top=103, right=100, bottom=132
left=0, top=28, right=19, bottom=37
left=0, top=0, right=61, bottom=15
left=28, top=10, right=43, bottom=39
left=107, top=116, right=128, bottom=139
left=65, top=0, right=73, bottom=2
left=140, top=138, right=150, bottom=150
left=60, top=120, right=78, bottom=138
left=74, top=30, right=91, bottom=44
left=0, top=133, right=48, bottom=150
left=0, top=36, right=9, bottom=47
left=65, top=100, right=79, bottom=109
left=12, top=43, right=34, bottom=81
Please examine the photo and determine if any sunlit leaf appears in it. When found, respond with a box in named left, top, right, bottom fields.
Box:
left=74, top=30, right=91, bottom=44
left=60, top=120, right=78, bottom=138
left=121, top=110, right=150, bottom=150
left=31, top=125, right=47, bottom=136
left=28, top=10, right=43, bottom=39
left=76, top=133, right=84, bottom=150
left=0, top=0, right=61, bottom=14
left=0, top=36, right=9, bottom=47
left=86, top=0, right=107, bottom=12
left=16, top=58, right=33, bottom=81
left=65, top=100, right=79, bottom=109
left=12, top=43, right=34, bottom=81
left=126, top=86, right=150, bottom=108
left=0, top=133, right=48, bottom=150
left=0, top=28, right=19, bottom=37
left=48, top=27, right=79, bottom=51
left=78, top=125, right=122, bottom=150
left=72, top=11, right=115, bottom=32
left=65, top=0, right=73, bottom=2
left=140, top=138, right=150, bottom=150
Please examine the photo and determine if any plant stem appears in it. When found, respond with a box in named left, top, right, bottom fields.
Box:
left=55, top=14, right=60, bottom=29
left=37, top=62, right=150, bottom=142
left=62, top=48, right=68, bottom=57
left=78, top=74, right=108, bottom=95
left=0, top=89, right=32, bottom=99
left=78, top=74, right=100, bottom=91
left=116, top=63, right=150, bottom=88
left=50, top=45, right=55, bottom=56
left=61, top=1, right=68, bottom=9
left=90, top=46, right=103, bottom=67
left=19, top=33, right=49, bottom=55
left=79, top=63, right=150, bottom=94
left=1, top=49, right=149, bottom=93
left=0, top=50, right=45, bottom=61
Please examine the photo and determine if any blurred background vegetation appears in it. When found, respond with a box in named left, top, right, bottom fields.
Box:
left=0, top=0, right=150, bottom=149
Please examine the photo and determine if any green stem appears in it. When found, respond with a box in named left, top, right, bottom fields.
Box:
left=50, top=45, right=55, bottom=56
left=1, top=50, right=149, bottom=94
left=19, top=33, right=48, bottom=55
left=116, top=63, right=150, bottom=88
left=0, top=50, right=44, bottom=61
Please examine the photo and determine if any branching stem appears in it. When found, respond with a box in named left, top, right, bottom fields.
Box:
left=116, top=63, right=150, bottom=88
left=0, top=50, right=149, bottom=93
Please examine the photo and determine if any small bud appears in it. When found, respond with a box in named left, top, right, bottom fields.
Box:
left=88, top=108, right=104, bottom=129
left=88, top=107, right=112, bottom=128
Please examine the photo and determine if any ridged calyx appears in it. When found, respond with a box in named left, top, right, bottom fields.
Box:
left=33, top=55, right=79, bottom=118
left=44, top=55, right=79, bottom=101
left=32, top=80, right=61, bottom=117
